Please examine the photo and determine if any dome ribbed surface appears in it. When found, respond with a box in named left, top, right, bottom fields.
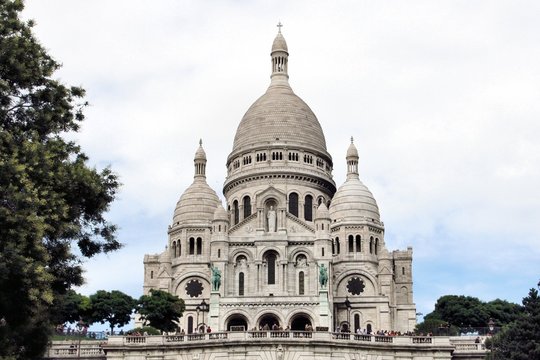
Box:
left=213, top=203, right=228, bottom=221
left=232, top=84, right=327, bottom=153
left=194, top=145, right=207, bottom=161
left=173, top=178, right=220, bottom=225
left=329, top=178, right=380, bottom=222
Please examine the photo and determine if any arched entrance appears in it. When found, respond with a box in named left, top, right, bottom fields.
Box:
left=226, top=314, right=248, bottom=331
left=340, top=321, right=350, bottom=332
left=258, top=314, right=280, bottom=330
left=290, top=314, right=312, bottom=331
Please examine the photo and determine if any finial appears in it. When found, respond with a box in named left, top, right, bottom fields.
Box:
left=351, top=136, right=354, bottom=144
left=199, top=138, right=203, bottom=146
left=277, top=21, right=283, bottom=33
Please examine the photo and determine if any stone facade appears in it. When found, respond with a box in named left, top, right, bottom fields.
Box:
left=143, top=28, right=416, bottom=335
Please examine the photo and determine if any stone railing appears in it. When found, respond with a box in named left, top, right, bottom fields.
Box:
left=44, top=341, right=105, bottom=359
left=108, top=332, right=448, bottom=347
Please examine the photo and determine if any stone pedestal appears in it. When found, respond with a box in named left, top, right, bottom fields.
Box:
left=318, top=289, right=330, bottom=328
left=209, top=291, right=220, bottom=331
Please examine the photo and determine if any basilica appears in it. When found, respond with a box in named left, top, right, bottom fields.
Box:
left=143, top=28, right=416, bottom=335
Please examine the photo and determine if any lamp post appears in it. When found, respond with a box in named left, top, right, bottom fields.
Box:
left=488, top=318, right=495, bottom=335
left=344, top=296, right=351, bottom=332
left=197, top=299, right=208, bottom=333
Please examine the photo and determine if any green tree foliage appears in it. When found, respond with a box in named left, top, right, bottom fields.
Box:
left=0, top=0, right=120, bottom=357
left=51, top=290, right=91, bottom=326
left=418, top=295, right=522, bottom=331
left=89, top=290, right=136, bottom=334
left=489, top=285, right=540, bottom=360
left=138, top=289, right=185, bottom=333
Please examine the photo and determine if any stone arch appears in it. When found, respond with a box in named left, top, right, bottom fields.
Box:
left=262, top=249, right=279, bottom=285
left=256, top=310, right=284, bottom=330
left=335, top=270, right=378, bottom=297
left=290, top=313, right=312, bottom=331
left=172, top=272, right=210, bottom=297
left=285, top=308, right=317, bottom=329
left=230, top=249, right=254, bottom=263
left=225, top=313, right=249, bottom=331
left=288, top=247, right=313, bottom=263
left=258, top=246, right=285, bottom=261
left=288, top=191, right=299, bottom=217
left=303, top=193, right=314, bottom=221
left=242, top=195, right=252, bottom=219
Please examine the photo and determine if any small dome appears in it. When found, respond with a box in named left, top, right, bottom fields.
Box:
left=346, top=138, right=359, bottom=158
left=173, top=179, right=220, bottom=226
left=315, top=202, right=330, bottom=220
left=213, top=203, right=229, bottom=222
left=194, top=140, right=207, bottom=161
left=329, top=178, right=380, bottom=223
left=272, top=32, right=288, bottom=53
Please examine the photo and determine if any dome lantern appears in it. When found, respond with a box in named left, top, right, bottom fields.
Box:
left=271, top=22, right=289, bottom=84
left=346, top=137, right=359, bottom=179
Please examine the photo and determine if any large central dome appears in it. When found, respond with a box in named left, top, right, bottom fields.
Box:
left=232, top=85, right=327, bottom=153
left=230, top=31, right=328, bottom=157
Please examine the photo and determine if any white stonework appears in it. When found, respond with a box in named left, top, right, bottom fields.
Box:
left=143, top=29, right=416, bottom=336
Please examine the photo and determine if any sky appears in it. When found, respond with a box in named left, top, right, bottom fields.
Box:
left=22, top=0, right=539, bottom=327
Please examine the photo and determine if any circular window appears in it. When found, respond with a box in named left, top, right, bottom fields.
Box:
left=346, top=277, right=365, bottom=295
left=185, top=279, right=204, bottom=298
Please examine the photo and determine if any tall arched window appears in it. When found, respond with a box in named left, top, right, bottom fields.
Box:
left=355, top=235, right=361, bottom=253
left=354, top=314, right=360, bottom=333
left=375, top=238, right=379, bottom=255
left=299, top=272, right=305, bottom=295
left=369, top=236, right=374, bottom=254
left=336, top=237, right=340, bottom=254
left=348, top=235, right=354, bottom=253
left=172, top=241, right=177, bottom=257
left=332, top=240, right=335, bottom=255
left=243, top=196, right=251, bottom=218
left=189, top=237, right=195, bottom=255
left=187, top=316, right=193, bottom=334
left=196, top=237, right=202, bottom=255
left=178, top=242, right=181, bottom=256
left=233, top=200, right=239, bottom=225
left=289, top=192, right=298, bottom=217
left=266, top=252, right=277, bottom=285
left=304, top=195, right=313, bottom=221
left=239, top=272, right=245, bottom=296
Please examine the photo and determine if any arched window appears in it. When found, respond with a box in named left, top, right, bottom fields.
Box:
left=239, top=272, right=245, bottom=296
left=356, top=235, right=361, bottom=253
left=172, top=241, right=177, bottom=257
left=354, top=314, right=360, bottom=333
left=369, top=236, right=374, bottom=254
left=299, top=272, right=305, bottom=295
left=289, top=192, right=298, bottom=217
left=402, top=267, right=405, bottom=275
left=196, top=237, right=202, bottom=255
left=322, top=247, right=325, bottom=257
left=187, top=316, right=193, bottom=334
left=189, top=237, right=195, bottom=255
left=304, top=195, right=313, bottom=221
left=233, top=200, right=239, bottom=225
left=266, top=252, right=277, bottom=285
left=367, top=324, right=372, bottom=334
left=332, top=240, right=335, bottom=255
left=336, top=237, right=340, bottom=254
left=243, top=196, right=251, bottom=218
left=150, top=270, right=154, bottom=279
left=218, top=249, right=221, bottom=258
left=348, top=235, right=354, bottom=253
left=178, top=242, right=181, bottom=256
left=375, top=238, right=379, bottom=255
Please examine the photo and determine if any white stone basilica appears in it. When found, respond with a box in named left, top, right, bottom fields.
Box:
left=143, top=28, right=416, bottom=335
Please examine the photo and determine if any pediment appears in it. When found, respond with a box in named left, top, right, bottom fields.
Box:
left=379, top=266, right=392, bottom=275
left=229, top=213, right=258, bottom=235
left=255, top=185, right=287, bottom=208
left=158, top=268, right=171, bottom=278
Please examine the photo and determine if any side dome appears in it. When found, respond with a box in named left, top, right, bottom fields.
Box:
left=329, top=139, right=381, bottom=224
left=213, top=203, right=229, bottom=222
left=172, top=142, right=220, bottom=226
left=329, top=179, right=380, bottom=223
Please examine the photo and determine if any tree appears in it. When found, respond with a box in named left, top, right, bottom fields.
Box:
left=138, top=289, right=185, bottom=333
left=0, top=1, right=120, bottom=357
left=489, top=284, right=540, bottom=360
left=89, top=290, right=136, bottom=334
left=50, top=290, right=91, bottom=326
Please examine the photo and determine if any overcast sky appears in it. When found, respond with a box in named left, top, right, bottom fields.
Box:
left=23, top=0, right=539, bottom=327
